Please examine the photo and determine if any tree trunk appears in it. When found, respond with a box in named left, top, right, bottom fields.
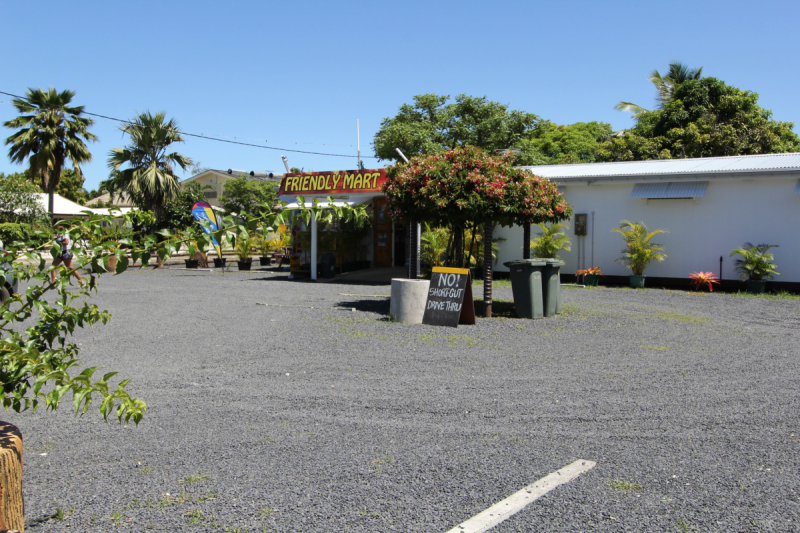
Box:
left=444, top=226, right=454, bottom=267
left=467, top=223, right=478, bottom=267
left=523, top=222, right=531, bottom=259
left=43, top=162, right=63, bottom=218
left=408, top=220, right=418, bottom=279
left=483, top=221, right=493, bottom=318
left=454, top=224, right=464, bottom=268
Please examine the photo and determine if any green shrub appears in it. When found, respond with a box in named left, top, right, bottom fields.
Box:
left=0, top=223, right=29, bottom=246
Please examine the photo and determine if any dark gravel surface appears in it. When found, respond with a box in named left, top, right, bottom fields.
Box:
left=6, top=268, right=800, bottom=532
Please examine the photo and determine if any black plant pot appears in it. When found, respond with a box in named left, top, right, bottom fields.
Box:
left=238, top=260, right=252, bottom=271
left=213, top=258, right=227, bottom=268
left=259, top=256, right=272, bottom=266
left=185, top=259, right=199, bottom=269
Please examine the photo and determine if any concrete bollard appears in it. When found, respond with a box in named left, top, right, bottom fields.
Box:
left=0, top=421, right=24, bottom=532
left=389, top=278, right=430, bottom=324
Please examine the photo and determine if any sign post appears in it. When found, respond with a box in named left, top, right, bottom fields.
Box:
left=422, top=267, right=476, bottom=327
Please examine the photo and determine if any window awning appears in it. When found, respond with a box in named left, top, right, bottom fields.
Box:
left=630, top=181, right=708, bottom=199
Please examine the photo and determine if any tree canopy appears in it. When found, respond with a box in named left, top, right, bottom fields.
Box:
left=616, top=62, right=704, bottom=117
left=384, top=146, right=571, bottom=228
left=218, top=175, right=279, bottom=217
left=158, top=181, right=209, bottom=231
left=4, top=88, right=96, bottom=215
left=515, top=121, right=613, bottom=165
left=0, top=172, right=45, bottom=224
left=599, top=77, right=800, bottom=161
left=373, top=94, right=540, bottom=162
left=107, top=111, right=193, bottom=222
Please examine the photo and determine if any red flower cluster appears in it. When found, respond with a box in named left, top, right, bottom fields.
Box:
left=383, top=145, right=572, bottom=227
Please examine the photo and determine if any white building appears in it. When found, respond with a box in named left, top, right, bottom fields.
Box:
left=495, top=153, right=800, bottom=285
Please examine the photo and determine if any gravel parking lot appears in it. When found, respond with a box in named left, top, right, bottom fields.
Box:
left=8, top=268, right=800, bottom=532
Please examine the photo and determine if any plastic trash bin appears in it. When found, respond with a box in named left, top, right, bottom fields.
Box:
left=503, top=259, right=546, bottom=319
left=320, top=254, right=336, bottom=279
left=541, top=258, right=565, bottom=317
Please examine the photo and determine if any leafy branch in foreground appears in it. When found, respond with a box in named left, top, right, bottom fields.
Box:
left=0, top=210, right=163, bottom=424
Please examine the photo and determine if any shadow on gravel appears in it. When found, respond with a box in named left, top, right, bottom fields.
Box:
left=335, top=298, right=390, bottom=314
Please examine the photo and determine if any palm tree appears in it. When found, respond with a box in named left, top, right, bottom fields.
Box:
left=421, top=224, right=449, bottom=267
left=530, top=222, right=571, bottom=259
left=612, top=220, right=667, bottom=276
left=730, top=243, right=779, bottom=281
left=4, top=88, right=97, bottom=216
left=107, top=111, right=193, bottom=222
left=615, top=62, right=703, bottom=118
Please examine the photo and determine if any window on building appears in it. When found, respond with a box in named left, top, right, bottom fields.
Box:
left=204, top=191, right=217, bottom=199
left=630, top=181, right=708, bottom=199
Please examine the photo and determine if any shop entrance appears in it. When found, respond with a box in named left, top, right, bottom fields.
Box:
left=373, top=197, right=392, bottom=267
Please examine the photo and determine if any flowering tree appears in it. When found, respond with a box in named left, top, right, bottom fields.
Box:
left=384, top=145, right=570, bottom=228
left=384, top=145, right=572, bottom=317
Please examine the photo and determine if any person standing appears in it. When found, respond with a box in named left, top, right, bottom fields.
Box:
left=51, top=232, right=83, bottom=284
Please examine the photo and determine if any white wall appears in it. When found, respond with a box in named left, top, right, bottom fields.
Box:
left=495, top=177, right=800, bottom=282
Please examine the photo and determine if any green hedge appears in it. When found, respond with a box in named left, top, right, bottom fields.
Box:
left=0, top=223, right=29, bottom=247
left=0, top=221, right=54, bottom=249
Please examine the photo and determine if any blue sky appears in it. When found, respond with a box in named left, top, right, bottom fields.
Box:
left=2, top=0, right=799, bottom=191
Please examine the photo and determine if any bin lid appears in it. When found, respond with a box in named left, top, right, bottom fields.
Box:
left=542, top=258, right=565, bottom=267
left=503, top=259, right=547, bottom=268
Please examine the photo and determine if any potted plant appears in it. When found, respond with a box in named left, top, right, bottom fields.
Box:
left=688, top=271, right=719, bottom=292
left=612, top=220, right=667, bottom=288
left=530, top=222, right=571, bottom=259
left=730, top=243, right=779, bottom=293
left=234, top=234, right=256, bottom=271
left=213, top=234, right=228, bottom=268
left=576, top=266, right=603, bottom=286
left=184, top=239, right=199, bottom=268
left=256, top=232, right=273, bottom=266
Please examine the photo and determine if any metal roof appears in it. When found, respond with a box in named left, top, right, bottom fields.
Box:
left=520, top=153, right=800, bottom=181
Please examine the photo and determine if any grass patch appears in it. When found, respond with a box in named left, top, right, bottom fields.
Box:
left=182, top=474, right=209, bottom=484
left=24, top=441, right=56, bottom=453
left=474, top=279, right=512, bottom=289
left=358, top=509, right=384, bottom=520
left=729, top=290, right=800, bottom=300
left=607, top=478, right=641, bottom=491
left=655, top=310, right=708, bottom=323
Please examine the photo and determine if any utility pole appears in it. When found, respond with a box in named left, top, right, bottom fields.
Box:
left=357, top=119, right=362, bottom=169
left=394, top=149, right=419, bottom=279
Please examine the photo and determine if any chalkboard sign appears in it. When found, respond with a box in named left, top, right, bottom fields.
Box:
left=422, top=267, right=476, bottom=327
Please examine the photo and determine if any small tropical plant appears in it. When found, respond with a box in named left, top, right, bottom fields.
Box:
left=729, top=243, right=779, bottom=281
left=234, top=234, right=256, bottom=262
left=576, top=266, right=603, bottom=276
left=612, top=220, right=667, bottom=276
left=530, top=222, right=571, bottom=259
left=256, top=233, right=273, bottom=257
left=421, top=225, right=449, bottom=267
left=689, top=271, right=719, bottom=292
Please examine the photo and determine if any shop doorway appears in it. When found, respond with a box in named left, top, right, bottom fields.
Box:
left=373, top=197, right=392, bottom=267
left=394, top=223, right=407, bottom=266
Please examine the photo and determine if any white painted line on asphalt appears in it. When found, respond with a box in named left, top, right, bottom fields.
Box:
left=444, top=459, right=596, bottom=533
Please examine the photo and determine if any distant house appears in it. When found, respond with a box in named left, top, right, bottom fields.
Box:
left=180, top=169, right=283, bottom=207
left=85, top=191, right=135, bottom=208
left=32, top=193, right=135, bottom=222
left=495, top=152, right=800, bottom=284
